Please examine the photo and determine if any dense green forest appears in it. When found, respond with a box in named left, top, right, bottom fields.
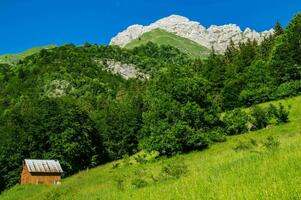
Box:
left=0, top=13, right=301, bottom=193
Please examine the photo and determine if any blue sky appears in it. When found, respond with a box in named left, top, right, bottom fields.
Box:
left=0, top=0, right=300, bottom=54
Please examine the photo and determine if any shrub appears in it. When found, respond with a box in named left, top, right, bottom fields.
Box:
left=140, top=122, right=193, bottom=156
left=115, top=176, right=125, bottom=191
left=160, top=162, right=188, bottom=180
left=273, top=80, right=301, bottom=98
left=111, top=163, right=120, bottom=169
left=122, top=155, right=132, bottom=166
left=264, top=136, right=280, bottom=150
left=268, top=103, right=290, bottom=124
left=207, top=128, right=227, bottom=143
left=233, top=139, right=258, bottom=152
left=134, top=154, right=147, bottom=164
left=186, top=129, right=211, bottom=151
left=223, top=109, right=249, bottom=135
left=133, top=168, right=149, bottom=176
left=250, top=106, right=270, bottom=130
left=275, top=103, right=290, bottom=124
left=131, top=178, right=148, bottom=188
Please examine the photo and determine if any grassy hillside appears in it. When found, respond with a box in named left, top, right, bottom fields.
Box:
left=0, top=45, right=56, bottom=65
left=125, top=29, right=210, bottom=59
left=1, top=96, right=301, bottom=200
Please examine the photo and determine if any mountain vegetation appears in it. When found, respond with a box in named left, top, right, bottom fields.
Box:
left=0, top=45, right=56, bottom=65
left=125, top=29, right=210, bottom=59
left=1, top=96, right=300, bottom=200
left=1, top=12, right=301, bottom=199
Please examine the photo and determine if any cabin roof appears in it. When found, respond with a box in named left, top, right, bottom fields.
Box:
left=24, top=159, right=63, bottom=174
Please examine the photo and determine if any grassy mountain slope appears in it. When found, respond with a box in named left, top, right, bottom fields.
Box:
left=0, top=45, right=56, bottom=65
left=125, top=29, right=210, bottom=59
left=2, top=96, right=301, bottom=200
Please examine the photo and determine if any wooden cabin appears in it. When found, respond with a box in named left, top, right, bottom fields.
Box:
left=21, top=159, right=63, bottom=185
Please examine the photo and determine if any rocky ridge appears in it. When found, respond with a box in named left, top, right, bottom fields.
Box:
left=110, top=15, right=274, bottom=54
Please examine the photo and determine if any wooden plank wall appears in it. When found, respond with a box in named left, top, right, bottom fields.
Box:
left=21, top=165, right=61, bottom=185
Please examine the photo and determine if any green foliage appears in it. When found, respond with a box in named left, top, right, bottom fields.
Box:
left=274, top=21, right=284, bottom=36
left=125, top=29, right=210, bottom=59
left=2, top=12, right=301, bottom=193
left=1, top=95, right=301, bottom=200
left=0, top=45, right=56, bottom=65
left=239, top=60, right=274, bottom=106
left=159, top=162, right=188, bottom=180
left=0, top=44, right=149, bottom=191
left=131, top=178, right=148, bottom=188
left=223, top=109, right=249, bottom=135
left=250, top=106, right=270, bottom=130
left=268, top=103, right=290, bottom=124
left=233, top=139, right=258, bottom=152
left=115, top=176, right=125, bottom=191
left=140, top=62, right=221, bottom=155
left=273, top=80, right=301, bottom=98
left=0, top=97, right=105, bottom=188
left=264, top=136, right=280, bottom=150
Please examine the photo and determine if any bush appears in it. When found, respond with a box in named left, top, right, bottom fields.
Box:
left=275, top=103, right=290, bottom=124
left=250, top=106, right=270, bottom=130
left=111, top=163, right=120, bottom=169
left=134, top=154, right=147, bottom=164
left=207, top=128, right=227, bottom=143
left=223, top=109, right=249, bottom=135
left=140, top=122, right=193, bottom=156
left=131, top=178, right=148, bottom=188
left=273, top=80, right=301, bottom=98
left=268, top=103, right=290, bottom=124
left=115, top=176, right=125, bottom=191
left=186, top=130, right=211, bottom=151
left=160, top=162, right=188, bottom=180
left=233, top=139, right=258, bottom=152
left=264, top=136, right=280, bottom=150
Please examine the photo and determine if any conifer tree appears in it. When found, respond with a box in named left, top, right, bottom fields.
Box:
left=274, top=21, right=284, bottom=36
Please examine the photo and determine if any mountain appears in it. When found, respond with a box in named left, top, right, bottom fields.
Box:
left=0, top=45, right=56, bottom=65
left=125, top=29, right=210, bottom=59
left=1, top=96, right=300, bottom=200
left=1, top=11, right=301, bottom=199
left=110, top=15, right=274, bottom=54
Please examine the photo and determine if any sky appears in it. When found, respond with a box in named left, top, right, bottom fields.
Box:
left=0, top=0, right=300, bottom=54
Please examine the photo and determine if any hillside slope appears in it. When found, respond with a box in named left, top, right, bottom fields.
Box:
left=1, top=96, right=301, bottom=200
left=125, top=29, right=210, bottom=59
left=0, top=45, right=56, bottom=65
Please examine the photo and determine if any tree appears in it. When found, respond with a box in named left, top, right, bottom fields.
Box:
left=96, top=93, right=144, bottom=160
left=274, top=21, right=284, bottom=36
left=140, top=62, right=222, bottom=155
left=223, top=109, right=249, bottom=135
left=0, top=97, right=106, bottom=189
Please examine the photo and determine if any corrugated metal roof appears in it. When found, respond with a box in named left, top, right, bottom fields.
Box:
left=24, top=159, right=63, bottom=174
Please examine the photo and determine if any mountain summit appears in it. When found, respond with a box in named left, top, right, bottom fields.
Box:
left=110, top=15, right=274, bottom=53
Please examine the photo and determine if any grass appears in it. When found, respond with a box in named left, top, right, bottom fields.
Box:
left=125, top=29, right=210, bottom=59
left=1, top=96, right=301, bottom=200
left=0, top=45, right=56, bottom=65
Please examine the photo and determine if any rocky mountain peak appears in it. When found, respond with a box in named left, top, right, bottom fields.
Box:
left=110, top=15, right=274, bottom=54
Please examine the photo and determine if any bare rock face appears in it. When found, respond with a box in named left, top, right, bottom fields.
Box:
left=44, top=80, right=74, bottom=97
left=110, top=15, right=274, bottom=54
left=95, top=59, right=150, bottom=80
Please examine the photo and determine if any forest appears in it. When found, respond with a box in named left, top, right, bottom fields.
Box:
left=0, top=13, right=301, bottom=192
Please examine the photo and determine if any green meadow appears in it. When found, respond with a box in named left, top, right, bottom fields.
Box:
left=2, top=95, right=301, bottom=200
left=125, top=29, right=210, bottom=59
left=0, top=45, right=55, bottom=65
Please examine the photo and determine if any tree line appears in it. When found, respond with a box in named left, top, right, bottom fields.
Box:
left=0, top=13, right=300, bottom=192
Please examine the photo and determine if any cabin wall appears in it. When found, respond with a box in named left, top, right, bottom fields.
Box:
left=21, top=165, right=61, bottom=185
left=20, top=165, right=30, bottom=185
